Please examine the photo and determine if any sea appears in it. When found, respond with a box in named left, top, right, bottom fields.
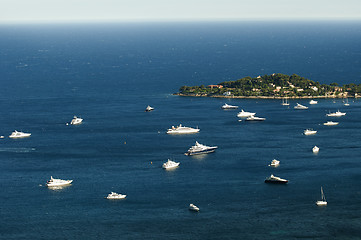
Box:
left=1, top=21, right=361, bottom=239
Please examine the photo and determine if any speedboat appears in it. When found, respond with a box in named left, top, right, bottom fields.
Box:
left=294, top=103, right=308, bottom=110
left=309, top=100, right=318, bottom=104
left=70, top=116, right=83, bottom=125
left=145, top=105, right=154, bottom=112
left=237, top=109, right=256, bottom=118
left=162, top=159, right=180, bottom=169
left=323, top=121, right=339, bottom=126
left=222, top=103, right=238, bottom=109
left=269, top=159, right=280, bottom=167
left=106, top=192, right=126, bottom=199
left=46, top=176, right=73, bottom=187
left=166, top=124, right=200, bottom=134
left=9, top=130, right=31, bottom=139
left=316, top=187, right=327, bottom=206
left=189, top=203, right=200, bottom=212
left=312, top=146, right=319, bottom=153
left=304, top=129, right=317, bottom=135
left=245, top=116, right=266, bottom=121
left=264, top=174, right=288, bottom=184
left=185, top=141, right=218, bottom=156
left=326, top=110, right=346, bottom=117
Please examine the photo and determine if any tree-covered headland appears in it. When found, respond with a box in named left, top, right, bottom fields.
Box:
left=178, top=73, right=361, bottom=98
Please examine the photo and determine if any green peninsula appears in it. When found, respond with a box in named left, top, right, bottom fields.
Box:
left=177, top=73, right=361, bottom=99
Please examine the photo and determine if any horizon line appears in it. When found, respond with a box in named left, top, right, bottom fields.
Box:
left=1, top=17, right=361, bottom=25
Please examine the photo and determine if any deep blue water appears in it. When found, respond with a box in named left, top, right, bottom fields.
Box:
left=1, top=21, right=361, bottom=239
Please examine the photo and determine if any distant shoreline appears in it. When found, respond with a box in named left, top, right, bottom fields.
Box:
left=173, top=93, right=357, bottom=99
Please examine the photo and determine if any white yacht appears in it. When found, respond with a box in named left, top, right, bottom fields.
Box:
left=166, top=124, right=200, bottom=134
left=185, top=141, right=218, bottom=156
left=304, top=129, right=317, bottom=135
left=46, top=176, right=73, bottom=187
left=245, top=116, right=266, bottom=121
left=189, top=203, right=200, bottom=212
left=281, top=98, right=290, bottom=106
left=145, top=105, right=154, bottom=112
left=162, top=159, right=180, bottom=169
left=323, top=121, right=339, bottom=126
left=9, top=130, right=31, bottom=139
left=265, top=174, right=288, bottom=184
left=326, top=110, right=346, bottom=117
left=309, top=100, right=318, bottom=104
left=294, top=103, right=308, bottom=109
left=222, top=103, right=238, bottom=109
left=269, top=159, right=280, bottom=167
left=106, top=192, right=126, bottom=200
left=237, top=109, right=256, bottom=118
left=316, top=187, right=327, bottom=206
left=312, top=146, right=319, bottom=153
left=70, top=116, right=83, bottom=125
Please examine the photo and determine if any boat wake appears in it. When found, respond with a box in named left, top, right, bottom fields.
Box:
left=0, top=148, right=36, bottom=153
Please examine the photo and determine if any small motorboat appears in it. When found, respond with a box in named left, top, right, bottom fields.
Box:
left=221, top=103, right=238, bottom=109
left=145, top=105, right=154, bottom=112
left=70, top=116, right=83, bottom=125
left=245, top=116, right=266, bottom=121
left=106, top=192, right=127, bottom=200
left=323, top=121, right=339, bottom=126
left=294, top=103, right=308, bottom=110
left=269, top=159, right=280, bottom=167
left=9, top=130, right=31, bottom=139
left=265, top=174, right=288, bottom=184
left=166, top=124, right=200, bottom=134
left=309, top=100, right=318, bottom=104
left=312, top=146, right=319, bottom=153
left=189, top=203, right=200, bottom=212
left=46, top=176, right=73, bottom=187
left=237, top=109, right=256, bottom=118
left=326, top=110, right=346, bottom=117
left=162, top=159, right=180, bottom=170
left=304, top=129, right=317, bottom=135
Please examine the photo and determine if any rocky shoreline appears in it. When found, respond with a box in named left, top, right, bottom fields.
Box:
left=173, top=93, right=357, bottom=99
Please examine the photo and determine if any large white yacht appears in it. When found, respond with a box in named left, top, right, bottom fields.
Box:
left=304, top=129, right=317, bottom=135
left=264, top=174, right=288, bottom=184
left=185, top=141, right=218, bottom=156
left=145, top=105, right=154, bottom=112
left=294, top=103, right=308, bottom=110
left=237, top=109, right=256, bottom=118
left=162, top=159, right=180, bottom=169
left=326, top=110, right=346, bottom=117
left=222, top=103, right=238, bottom=109
left=189, top=204, right=200, bottom=212
left=106, top=192, right=126, bottom=200
left=46, top=176, right=73, bottom=187
left=245, top=116, right=266, bottom=121
left=309, top=100, right=318, bottom=104
left=70, top=116, right=83, bottom=125
left=323, top=121, right=339, bottom=126
left=166, top=124, right=200, bottom=134
left=9, top=130, right=31, bottom=139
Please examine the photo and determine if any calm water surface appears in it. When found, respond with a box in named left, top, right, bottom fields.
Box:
left=1, top=21, right=361, bottom=239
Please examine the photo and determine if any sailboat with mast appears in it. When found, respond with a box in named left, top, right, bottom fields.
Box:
left=316, top=186, right=327, bottom=206
left=281, top=98, right=290, bottom=106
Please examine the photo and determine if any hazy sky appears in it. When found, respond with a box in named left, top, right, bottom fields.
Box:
left=1, top=0, right=361, bottom=23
